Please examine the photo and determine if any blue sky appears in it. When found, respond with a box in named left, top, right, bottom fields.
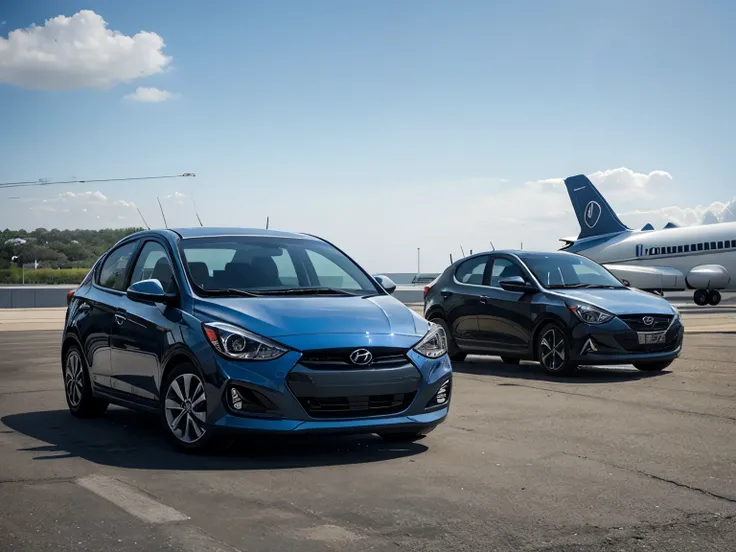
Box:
left=1, top=1, right=735, bottom=271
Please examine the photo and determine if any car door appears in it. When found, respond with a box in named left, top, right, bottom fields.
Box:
left=111, top=240, right=180, bottom=403
left=445, top=255, right=492, bottom=350
left=475, top=256, right=535, bottom=354
left=81, top=240, right=140, bottom=391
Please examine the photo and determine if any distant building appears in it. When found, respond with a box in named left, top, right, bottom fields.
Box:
left=4, top=238, right=27, bottom=245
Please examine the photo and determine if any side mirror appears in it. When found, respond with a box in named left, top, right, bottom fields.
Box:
left=126, top=279, right=175, bottom=304
left=499, top=276, right=537, bottom=294
left=373, top=274, right=397, bottom=295
left=622, top=279, right=631, bottom=287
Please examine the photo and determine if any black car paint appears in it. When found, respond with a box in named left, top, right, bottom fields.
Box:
left=424, top=251, right=683, bottom=365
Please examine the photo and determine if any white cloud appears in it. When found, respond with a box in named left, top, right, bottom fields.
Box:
left=124, top=86, right=179, bottom=103
left=0, top=10, right=171, bottom=90
left=35, top=190, right=136, bottom=215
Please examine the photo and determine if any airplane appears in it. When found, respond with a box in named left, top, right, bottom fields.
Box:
left=558, top=174, right=736, bottom=306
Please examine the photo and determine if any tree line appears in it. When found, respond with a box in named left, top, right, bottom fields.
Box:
left=0, top=227, right=143, bottom=270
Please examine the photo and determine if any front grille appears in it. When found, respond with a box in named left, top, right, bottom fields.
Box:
left=299, top=347, right=409, bottom=370
left=619, top=314, right=673, bottom=332
left=299, top=393, right=416, bottom=418
left=615, top=327, right=681, bottom=353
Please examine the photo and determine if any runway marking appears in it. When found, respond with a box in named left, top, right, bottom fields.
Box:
left=76, top=474, right=189, bottom=524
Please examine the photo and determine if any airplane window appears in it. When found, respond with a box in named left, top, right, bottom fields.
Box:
left=718, top=241, right=724, bottom=249
left=711, top=242, right=716, bottom=249
left=705, top=243, right=710, bottom=250
left=732, top=240, right=736, bottom=247
left=698, top=243, right=703, bottom=251
left=677, top=246, right=683, bottom=253
left=726, top=242, right=731, bottom=249
left=684, top=245, right=690, bottom=252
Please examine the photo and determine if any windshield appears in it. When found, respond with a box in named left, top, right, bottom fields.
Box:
left=179, top=236, right=380, bottom=296
left=519, top=253, right=625, bottom=289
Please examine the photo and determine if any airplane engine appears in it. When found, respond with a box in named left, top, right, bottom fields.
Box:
left=685, top=265, right=731, bottom=290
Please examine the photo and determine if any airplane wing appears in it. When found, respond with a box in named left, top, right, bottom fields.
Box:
left=603, top=263, right=686, bottom=291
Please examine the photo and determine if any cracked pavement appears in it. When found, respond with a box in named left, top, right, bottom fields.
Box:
left=0, top=330, right=734, bottom=551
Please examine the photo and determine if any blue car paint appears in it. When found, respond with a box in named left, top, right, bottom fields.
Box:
left=62, top=228, right=451, bottom=443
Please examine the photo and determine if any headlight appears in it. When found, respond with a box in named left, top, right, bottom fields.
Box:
left=672, top=306, right=681, bottom=323
left=412, top=323, right=448, bottom=359
left=567, top=303, right=614, bottom=325
left=203, top=322, right=288, bottom=361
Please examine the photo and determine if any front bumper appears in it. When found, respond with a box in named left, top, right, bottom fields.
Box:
left=200, top=335, right=452, bottom=436
left=569, top=316, right=684, bottom=365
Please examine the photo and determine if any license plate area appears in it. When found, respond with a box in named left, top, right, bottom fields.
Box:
left=637, top=331, right=667, bottom=345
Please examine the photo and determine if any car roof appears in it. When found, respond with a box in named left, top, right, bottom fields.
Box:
left=168, top=227, right=319, bottom=240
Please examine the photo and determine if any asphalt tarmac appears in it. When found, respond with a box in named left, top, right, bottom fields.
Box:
left=0, top=329, right=734, bottom=552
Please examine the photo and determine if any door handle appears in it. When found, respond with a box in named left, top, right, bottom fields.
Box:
left=114, top=314, right=126, bottom=326
left=441, top=291, right=452, bottom=298
left=77, top=303, right=91, bottom=312
left=479, top=296, right=489, bottom=304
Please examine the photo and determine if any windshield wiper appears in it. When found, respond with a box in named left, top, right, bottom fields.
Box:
left=548, top=283, right=621, bottom=289
left=253, top=287, right=358, bottom=296
left=206, top=288, right=262, bottom=297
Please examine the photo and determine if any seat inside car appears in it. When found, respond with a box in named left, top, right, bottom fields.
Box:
left=150, top=257, right=175, bottom=292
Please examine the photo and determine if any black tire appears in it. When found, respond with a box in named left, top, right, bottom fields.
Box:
left=708, top=290, right=721, bottom=306
left=378, top=431, right=429, bottom=443
left=634, top=360, right=673, bottom=371
left=431, top=317, right=466, bottom=362
left=535, top=323, right=577, bottom=376
left=694, top=289, right=708, bottom=306
left=63, top=344, right=108, bottom=418
left=160, top=362, right=215, bottom=453
left=501, top=357, right=520, bottom=365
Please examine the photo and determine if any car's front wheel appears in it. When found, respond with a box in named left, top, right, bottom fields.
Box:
left=536, top=323, right=576, bottom=376
left=633, top=360, right=673, bottom=371
left=63, top=345, right=108, bottom=418
left=161, top=363, right=213, bottom=452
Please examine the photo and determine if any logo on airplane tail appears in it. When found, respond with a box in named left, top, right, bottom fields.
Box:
left=584, top=201, right=601, bottom=228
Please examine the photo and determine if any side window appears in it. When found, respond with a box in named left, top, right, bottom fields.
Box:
left=455, top=256, right=489, bottom=286
left=97, top=241, right=139, bottom=291
left=490, top=258, right=523, bottom=287
left=130, top=241, right=175, bottom=293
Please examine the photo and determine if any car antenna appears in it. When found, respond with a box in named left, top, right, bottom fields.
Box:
left=520, top=241, right=523, bottom=250
left=460, top=245, right=466, bottom=257
left=449, top=253, right=453, bottom=264
left=191, top=194, right=203, bottom=226
left=137, top=207, right=150, bottom=230
left=469, top=249, right=473, bottom=255
left=266, top=216, right=270, bottom=229
left=489, top=241, right=495, bottom=251
left=157, top=197, right=169, bottom=229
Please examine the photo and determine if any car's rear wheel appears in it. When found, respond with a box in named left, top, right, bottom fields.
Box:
left=536, top=323, right=576, bottom=376
left=501, top=357, right=520, bottom=365
left=708, top=290, right=721, bottom=306
left=161, top=363, right=214, bottom=452
left=633, top=360, right=673, bottom=371
left=431, top=317, right=466, bottom=362
left=63, top=345, right=108, bottom=418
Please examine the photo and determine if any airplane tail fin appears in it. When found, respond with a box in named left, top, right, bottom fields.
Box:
left=563, top=174, right=630, bottom=239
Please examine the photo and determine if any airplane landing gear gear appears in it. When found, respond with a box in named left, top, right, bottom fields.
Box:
left=708, top=289, right=721, bottom=306
left=694, top=289, right=708, bottom=306
left=694, top=289, right=722, bottom=306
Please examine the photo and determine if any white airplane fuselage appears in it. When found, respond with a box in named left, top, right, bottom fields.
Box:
left=568, top=222, right=736, bottom=294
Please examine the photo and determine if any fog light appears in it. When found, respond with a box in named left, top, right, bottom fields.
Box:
left=426, top=378, right=451, bottom=408
left=231, top=387, right=244, bottom=410
left=435, top=381, right=449, bottom=404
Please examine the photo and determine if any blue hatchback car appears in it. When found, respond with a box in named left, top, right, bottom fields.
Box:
left=62, top=228, right=451, bottom=451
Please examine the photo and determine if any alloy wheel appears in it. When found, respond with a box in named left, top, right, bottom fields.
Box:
left=164, top=373, right=208, bottom=444
left=64, top=350, right=84, bottom=407
left=540, top=328, right=566, bottom=372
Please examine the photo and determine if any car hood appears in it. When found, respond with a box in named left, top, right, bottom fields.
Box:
left=193, top=294, right=428, bottom=340
left=553, top=288, right=676, bottom=316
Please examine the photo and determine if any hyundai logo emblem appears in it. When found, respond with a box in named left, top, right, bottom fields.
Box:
left=349, top=349, right=373, bottom=366
left=642, top=316, right=655, bottom=326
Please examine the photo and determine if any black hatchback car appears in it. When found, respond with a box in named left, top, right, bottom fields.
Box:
left=423, top=251, right=683, bottom=375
